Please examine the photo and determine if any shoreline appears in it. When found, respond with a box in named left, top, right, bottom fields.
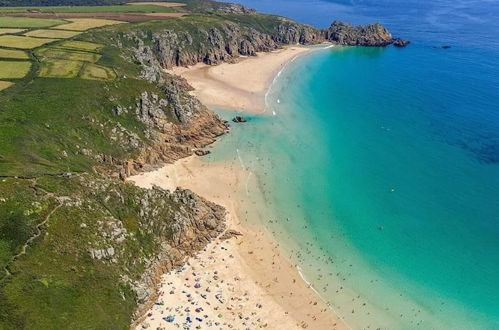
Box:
left=130, top=46, right=346, bottom=329
left=168, top=46, right=314, bottom=114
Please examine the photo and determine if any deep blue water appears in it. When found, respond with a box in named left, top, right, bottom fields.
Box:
left=207, top=0, right=499, bottom=328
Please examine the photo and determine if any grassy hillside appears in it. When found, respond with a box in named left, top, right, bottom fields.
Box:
left=0, top=174, right=184, bottom=329
left=0, top=12, right=224, bottom=329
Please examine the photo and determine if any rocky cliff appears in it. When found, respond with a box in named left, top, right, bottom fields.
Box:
left=114, top=14, right=395, bottom=73
left=106, top=78, right=228, bottom=180
left=324, top=20, right=393, bottom=46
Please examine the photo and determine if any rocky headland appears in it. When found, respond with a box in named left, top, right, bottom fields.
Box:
left=112, top=13, right=398, bottom=73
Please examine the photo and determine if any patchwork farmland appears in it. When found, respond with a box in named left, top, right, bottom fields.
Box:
left=0, top=2, right=187, bottom=91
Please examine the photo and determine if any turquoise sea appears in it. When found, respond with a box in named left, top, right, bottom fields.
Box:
left=206, top=0, right=499, bottom=328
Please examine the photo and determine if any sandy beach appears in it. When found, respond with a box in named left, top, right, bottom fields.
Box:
left=168, top=46, right=312, bottom=113
left=130, top=157, right=344, bottom=329
left=129, top=45, right=345, bottom=329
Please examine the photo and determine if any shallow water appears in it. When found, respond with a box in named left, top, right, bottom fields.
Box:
left=203, top=0, right=499, bottom=328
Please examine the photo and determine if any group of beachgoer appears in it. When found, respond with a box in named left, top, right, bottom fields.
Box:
left=139, top=240, right=277, bottom=330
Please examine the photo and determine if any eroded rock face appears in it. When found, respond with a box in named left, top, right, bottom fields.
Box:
left=75, top=175, right=226, bottom=320
left=272, top=20, right=323, bottom=44
left=131, top=187, right=226, bottom=316
left=120, top=17, right=396, bottom=78
left=324, top=21, right=393, bottom=46
left=131, top=23, right=280, bottom=69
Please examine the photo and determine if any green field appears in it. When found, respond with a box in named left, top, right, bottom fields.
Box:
left=38, top=59, right=83, bottom=78
left=0, top=60, right=31, bottom=78
left=81, top=63, right=116, bottom=80
left=57, top=40, right=103, bottom=51
left=0, top=80, right=13, bottom=90
left=36, top=47, right=101, bottom=62
left=0, top=48, right=29, bottom=59
left=0, top=16, right=65, bottom=28
left=52, top=18, right=123, bottom=31
left=0, top=35, right=58, bottom=48
left=0, top=28, right=26, bottom=34
left=0, top=4, right=178, bottom=13
left=24, top=29, right=81, bottom=39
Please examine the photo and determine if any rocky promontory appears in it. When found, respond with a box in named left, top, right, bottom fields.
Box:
left=324, top=20, right=393, bottom=46
left=114, top=14, right=400, bottom=73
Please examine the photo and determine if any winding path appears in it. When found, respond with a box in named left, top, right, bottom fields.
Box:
left=2, top=199, right=65, bottom=278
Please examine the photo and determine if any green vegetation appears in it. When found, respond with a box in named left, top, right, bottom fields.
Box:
left=0, top=4, right=178, bottom=13
left=81, top=63, right=116, bottom=80
left=0, top=35, right=151, bottom=177
left=52, top=18, right=123, bottom=31
left=0, top=17, right=65, bottom=28
left=24, top=29, right=81, bottom=39
left=35, top=41, right=111, bottom=80
left=0, top=80, right=13, bottom=90
left=0, top=60, right=31, bottom=78
left=0, top=175, right=179, bottom=329
left=38, top=59, right=83, bottom=78
left=0, top=38, right=187, bottom=328
left=36, top=47, right=101, bottom=62
left=57, top=40, right=103, bottom=51
left=0, top=48, right=29, bottom=59
left=0, top=35, right=58, bottom=49
left=0, top=28, right=26, bottom=35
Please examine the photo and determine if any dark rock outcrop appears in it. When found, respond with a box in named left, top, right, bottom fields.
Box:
left=118, top=185, right=226, bottom=322
left=194, top=149, right=210, bottom=156
left=219, top=229, right=243, bottom=240
left=232, top=116, right=247, bottom=123
left=393, top=38, right=410, bottom=47
left=324, top=21, right=393, bottom=46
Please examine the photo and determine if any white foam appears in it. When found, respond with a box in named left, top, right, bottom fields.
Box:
left=264, top=45, right=335, bottom=113
left=236, top=148, right=246, bottom=169
left=245, top=172, right=253, bottom=196
left=296, top=265, right=353, bottom=329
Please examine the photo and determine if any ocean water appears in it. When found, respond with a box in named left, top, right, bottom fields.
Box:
left=204, top=0, right=499, bottom=328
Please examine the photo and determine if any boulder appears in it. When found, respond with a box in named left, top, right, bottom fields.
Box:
left=194, top=149, right=210, bottom=156
left=220, top=229, right=243, bottom=240
left=232, top=116, right=247, bottom=123
left=393, top=38, right=410, bottom=47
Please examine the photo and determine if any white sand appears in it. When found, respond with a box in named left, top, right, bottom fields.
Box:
left=168, top=46, right=312, bottom=113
